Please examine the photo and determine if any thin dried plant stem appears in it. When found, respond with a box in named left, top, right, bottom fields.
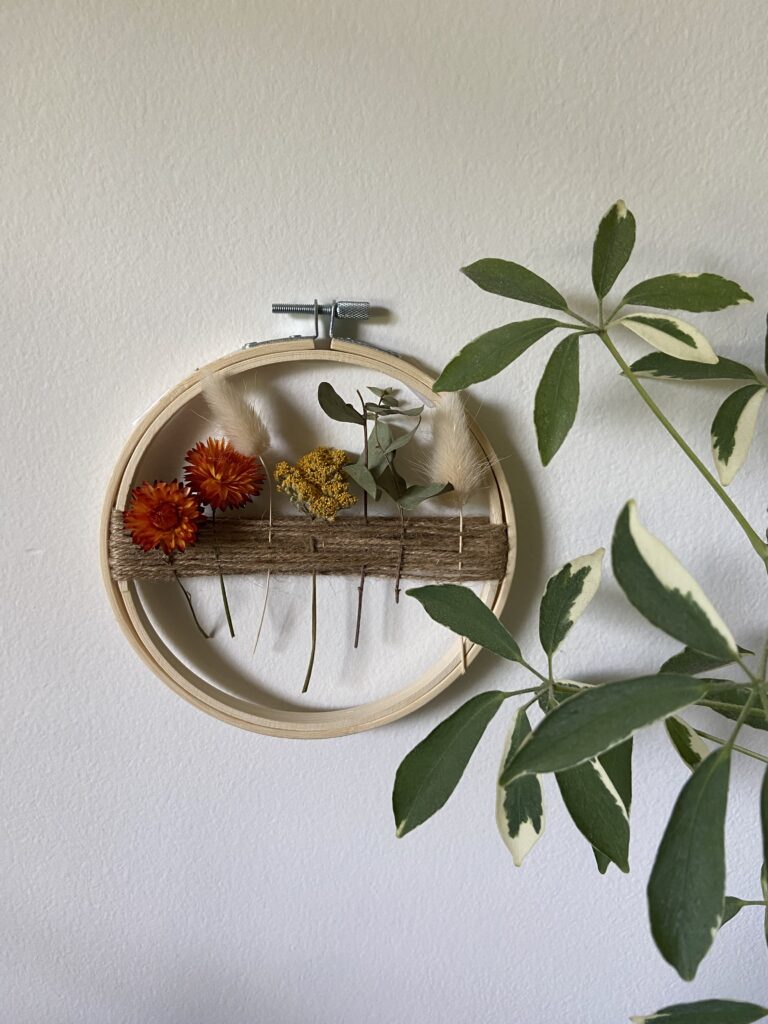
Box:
left=303, top=535, right=318, bottom=693
left=353, top=390, right=369, bottom=648
left=458, top=506, right=467, bottom=672
left=211, top=510, right=235, bottom=638
left=394, top=507, right=406, bottom=603
left=253, top=456, right=273, bottom=653
left=172, top=570, right=210, bottom=638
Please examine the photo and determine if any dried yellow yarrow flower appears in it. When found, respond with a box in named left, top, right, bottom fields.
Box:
left=274, top=446, right=357, bottom=521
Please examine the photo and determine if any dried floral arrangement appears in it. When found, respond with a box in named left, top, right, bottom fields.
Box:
left=391, top=201, right=768, bottom=1023
left=110, top=373, right=507, bottom=693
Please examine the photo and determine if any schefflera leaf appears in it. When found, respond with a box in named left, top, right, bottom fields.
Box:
left=665, top=716, right=709, bottom=771
left=619, top=313, right=718, bottom=364
left=612, top=501, right=738, bottom=662
left=499, top=674, right=707, bottom=784
left=591, top=199, right=636, bottom=300
left=496, top=708, right=544, bottom=866
left=592, top=739, right=633, bottom=874
left=647, top=748, right=732, bottom=980
left=433, top=318, right=561, bottom=391
left=461, top=258, right=569, bottom=311
left=630, top=999, right=768, bottom=1024
left=711, top=383, right=766, bottom=486
left=393, top=691, right=509, bottom=837
left=621, top=272, right=753, bottom=312
left=629, top=351, right=758, bottom=382
left=556, top=756, right=630, bottom=872
left=534, top=333, right=581, bottom=465
left=539, top=548, right=604, bottom=656
left=407, top=583, right=524, bottom=663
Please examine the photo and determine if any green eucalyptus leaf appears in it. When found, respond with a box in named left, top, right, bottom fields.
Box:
left=433, top=318, right=561, bottom=392
left=534, top=333, right=581, bottom=465
left=397, top=406, right=425, bottom=417
left=630, top=1000, right=768, bottom=1024
left=344, top=461, right=379, bottom=499
left=647, top=748, right=731, bottom=980
left=317, top=381, right=365, bottom=425
left=665, top=716, right=709, bottom=771
left=556, top=757, right=630, bottom=872
left=699, top=684, right=768, bottom=732
left=499, top=674, right=707, bottom=784
left=398, top=482, right=453, bottom=509
left=393, top=691, right=509, bottom=837
left=367, top=422, right=395, bottom=470
left=383, top=420, right=422, bottom=455
left=407, top=583, right=524, bottom=663
left=461, top=258, right=568, bottom=311
left=612, top=501, right=738, bottom=662
left=591, top=200, right=636, bottom=299
left=496, top=708, right=544, bottom=866
left=538, top=548, right=604, bottom=656
left=374, top=461, right=407, bottom=502
left=620, top=313, right=718, bottom=364
left=711, top=384, right=766, bottom=486
left=368, top=386, right=392, bottom=397
left=622, top=273, right=753, bottom=312
left=628, top=352, right=758, bottom=382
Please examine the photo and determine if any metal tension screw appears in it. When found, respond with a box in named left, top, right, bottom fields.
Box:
left=271, top=301, right=370, bottom=320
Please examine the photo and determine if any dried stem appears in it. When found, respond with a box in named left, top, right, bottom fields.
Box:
left=211, top=509, right=235, bottom=637
left=303, top=535, right=317, bottom=693
left=172, top=570, right=210, bottom=638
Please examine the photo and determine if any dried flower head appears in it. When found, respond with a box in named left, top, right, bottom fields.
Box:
left=274, top=447, right=357, bottom=520
left=184, top=437, right=265, bottom=510
left=124, top=480, right=203, bottom=555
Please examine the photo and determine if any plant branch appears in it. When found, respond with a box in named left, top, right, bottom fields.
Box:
left=693, top=728, right=768, bottom=764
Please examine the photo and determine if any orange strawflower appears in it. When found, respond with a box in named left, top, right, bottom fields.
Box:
left=184, top=437, right=265, bottom=510
left=124, top=480, right=203, bottom=555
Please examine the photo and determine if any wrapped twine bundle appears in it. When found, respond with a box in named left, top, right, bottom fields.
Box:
left=108, top=511, right=509, bottom=583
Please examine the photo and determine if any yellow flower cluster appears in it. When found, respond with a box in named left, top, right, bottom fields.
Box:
left=274, top=446, right=358, bottom=521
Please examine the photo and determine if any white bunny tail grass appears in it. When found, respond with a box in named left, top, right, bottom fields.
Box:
left=429, top=392, right=486, bottom=508
left=201, top=373, right=271, bottom=459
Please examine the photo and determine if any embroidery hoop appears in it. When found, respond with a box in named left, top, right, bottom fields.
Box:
left=100, top=334, right=516, bottom=739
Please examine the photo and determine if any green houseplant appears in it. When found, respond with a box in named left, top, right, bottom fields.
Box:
left=393, top=201, right=768, bottom=1024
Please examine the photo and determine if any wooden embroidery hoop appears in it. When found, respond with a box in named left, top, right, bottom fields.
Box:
left=100, top=335, right=516, bottom=739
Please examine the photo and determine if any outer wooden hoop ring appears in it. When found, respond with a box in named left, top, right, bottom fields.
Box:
left=99, top=338, right=516, bottom=739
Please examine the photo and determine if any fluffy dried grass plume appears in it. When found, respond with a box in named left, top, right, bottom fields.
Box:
left=428, top=392, right=486, bottom=507
left=201, top=373, right=271, bottom=459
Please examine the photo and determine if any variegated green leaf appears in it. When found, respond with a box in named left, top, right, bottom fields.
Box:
left=631, top=1000, right=768, bottom=1024
left=700, top=684, right=768, bottom=732
left=393, top=691, right=510, bottom=837
left=496, top=708, right=544, bottom=866
left=612, top=501, right=738, bottom=661
left=538, top=548, right=604, bottom=656
left=556, top=757, right=630, bottom=872
left=629, top=352, right=758, bottom=382
left=665, top=716, right=709, bottom=771
left=534, top=333, right=581, bottom=465
left=648, top=748, right=731, bottom=980
left=461, top=258, right=568, bottom=311
left=592, top=200, right=636, bottom=300
left=620, top=313, right=718, bottom=364
left=622, top=273, right=753, bottom=312
left=499, top=674, right=707, bottom=784
left=711, top=384, right=766, bottom=486
left=660, top=646, right=748, bottom=676
left=433, top=318, right=561, bottom=392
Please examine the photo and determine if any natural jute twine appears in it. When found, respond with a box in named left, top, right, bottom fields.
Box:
left=108, top=510, right=508, bottom=583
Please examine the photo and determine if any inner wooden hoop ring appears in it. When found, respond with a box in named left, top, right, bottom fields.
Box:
left=99, top=337, right=517, bottom=739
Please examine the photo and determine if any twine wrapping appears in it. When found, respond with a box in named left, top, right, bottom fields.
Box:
left=109, top=510, right=509, bottom=583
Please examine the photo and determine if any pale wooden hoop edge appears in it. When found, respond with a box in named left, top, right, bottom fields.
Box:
left=99, top=338, right=517, bottom=739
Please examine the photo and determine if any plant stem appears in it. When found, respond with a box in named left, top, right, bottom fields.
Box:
left=598, top=329, right=768, bottom=564
left=726, top=688, right=759, bottom=748
left=211, top=510, right=235, bottom=638
left=353, top=390, right=369, bottom=649
left=172, top=571, right=210, bottom=638
left=458, top=507, right=467, bottom=672
left=693, top=728, right=768, bottom=764
left=394, top=506, right=405, bottom=603
left=303, top=537, right=317, bottom=693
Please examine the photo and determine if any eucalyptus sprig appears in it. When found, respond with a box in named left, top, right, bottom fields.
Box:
left=392, top=202, right=768, bottom=1021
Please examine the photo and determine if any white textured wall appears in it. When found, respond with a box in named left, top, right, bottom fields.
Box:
left=4, top=2, right=768, bottom=1021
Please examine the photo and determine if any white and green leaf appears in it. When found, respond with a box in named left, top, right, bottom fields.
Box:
left=612, top=501, right=738, bottom=662
left=700, top=684, right=768, bottom=733
left=433, top=318, right=561, bottom=391
left=629, top=352, right=758, bottom=382
left=647, top=748, right=731, bottom=980
left=619, top=313, right=718, bottom=364
left=496, top=708, right=544, bottom=866
left=665, top=716, right=709, bottom=771
left=591, top=200, right=636, bottom=300
left=711, top=384, right=766, bottom=486
left=461, top=258, right=569, bottom=311
left=630, top=1000, right=768, bottom=1024
left=393, top=691, right=510, bottom=837
left=534, top=334, right=581, bottom=465
left=556, top=756, right=630, bottom=872
left=538, top=548, right=604, bottom=656
left=407, top=583, right=524, bottom=663
left=499, top=674, right=707, bottom=784
left=621, top=272, right=752, bottom=312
